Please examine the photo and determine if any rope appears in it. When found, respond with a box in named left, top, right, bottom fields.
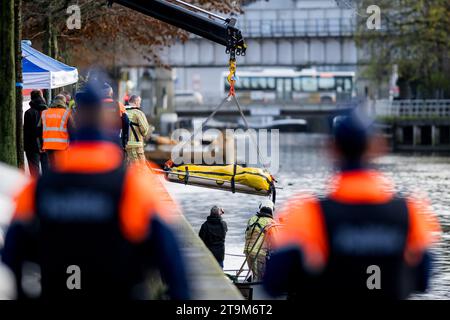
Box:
left=175, top=58, right=274, bottom=198
left=236, top=223, right=281, bottom=281
left=226, top=58, right=271, bottom=173
left=225, top=253, right=246, bottom=257
left=236, top=223, right=267, bottom=278
left=231, top=163, right=237, bottom=193
left=246, top=228, right=267, bottom=281
left=177, top=95, right=230, bottom=152
left=244, top=216, right=261, bottom=253
left=232, top=95, right=269, bottom=172
left=176, top=58, right=236, bottom=157
left=226, top=58, right=270, bottom=172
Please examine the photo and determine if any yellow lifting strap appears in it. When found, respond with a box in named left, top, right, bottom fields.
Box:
left=227, top=59, right=237, bottom=96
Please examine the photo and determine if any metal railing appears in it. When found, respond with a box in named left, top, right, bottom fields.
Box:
left=175, top=101, right=354, bottom=115
left=372, top=100, right=450, bottom=118
left=239, top=18, right=356, bottom=38
left=187, top=17, right=357, bottom=40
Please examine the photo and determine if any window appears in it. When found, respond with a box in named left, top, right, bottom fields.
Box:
left=335, top=77, right=343, bottom=93
left=336, top=77, right=353, bottom=93
left=301, top=76, right=318, bottom=92
left=293, top=77, right=301, bottom=91
left=284, top=79, right=292, bottom=92
left=241, top=77, right=250, bottom=90
left=267, top=77, right=276, bottom=90
left=344, top=77, right=352, bottom=92
left=250, top=77, right=260, bottom=90
left=318, top=77, right=336, bottom=91
left=258, top=77, right=268, bottom=90
left=233, top=77, right=241, bottom=89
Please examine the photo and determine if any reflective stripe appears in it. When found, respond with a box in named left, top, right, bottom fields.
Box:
left=42, top=109, right=70, bottom=132
left=60, top=109, right=71, bottom=130
left=42, top=109, right=70, bottom=150
left=43, top=127, right=68, bottom=133
left=44, top=128, right=67, bottom=132
left=41, top=111, right=47, bottom=130
left=126, top=141, right=144, bottom=147
left=43, top=138, right=70, bottom=143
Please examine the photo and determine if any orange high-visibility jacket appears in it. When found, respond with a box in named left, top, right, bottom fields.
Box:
left=274, top=170, right=441, bottom=270
left=13, top=141, right=175, bottom=243
left=41, top=108, right=71, bottom=150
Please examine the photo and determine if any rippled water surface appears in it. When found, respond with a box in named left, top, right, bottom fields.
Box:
left=165, top=133, right=450, bottom=299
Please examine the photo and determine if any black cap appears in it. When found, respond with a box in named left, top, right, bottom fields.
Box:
left=75, top=82, right=102, bottom=109
left=332, top=113, right=374, bottom=161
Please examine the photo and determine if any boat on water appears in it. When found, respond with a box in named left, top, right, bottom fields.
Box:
left=145, top=133, right=219, bottom=166
left=246, top=118, right=307, bottom=132
left=237, top=117, right=308, bottom=132
left=201, top=117, right=308, bottom=132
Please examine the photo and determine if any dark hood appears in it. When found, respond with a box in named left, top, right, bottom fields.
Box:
left=207, top=215, right=223, bottom=224
left=29, top=98, right=47, bottom=111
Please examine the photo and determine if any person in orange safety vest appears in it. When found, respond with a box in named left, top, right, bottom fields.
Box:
left=40, top=95, right=74, bottom=168
left=2, top=82, right=190, bottom=299
left=264, top=113, right=440, bottom=300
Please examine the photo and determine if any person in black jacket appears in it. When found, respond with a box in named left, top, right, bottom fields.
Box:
left=199, top=206, right=228, bottom=268
left=24, top=90, right=49, bottom=177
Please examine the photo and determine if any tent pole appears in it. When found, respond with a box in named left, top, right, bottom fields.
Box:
left=44, top=89, right=50, bottom=105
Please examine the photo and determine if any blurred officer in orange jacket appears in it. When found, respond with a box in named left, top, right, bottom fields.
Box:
left=264, top=113, right=440, bottom=300
left=2, top=82, right=190, bottom=300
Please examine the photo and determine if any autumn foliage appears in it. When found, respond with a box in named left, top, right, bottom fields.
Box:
left=22, top=0, right=242, bottom=69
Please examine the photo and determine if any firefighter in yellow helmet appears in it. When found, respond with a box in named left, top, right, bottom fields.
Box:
left=244, top=199, right=277, bottom=281
left=125, top=95, right=154, bottom=163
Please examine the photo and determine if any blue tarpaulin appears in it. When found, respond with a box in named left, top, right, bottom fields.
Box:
left=21, top=40, right=78, bottom=89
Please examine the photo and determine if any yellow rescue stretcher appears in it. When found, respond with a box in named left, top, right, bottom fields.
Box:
left=162, top=161, right=276, bottom=202
left=156, top=60, right=278, bottom=202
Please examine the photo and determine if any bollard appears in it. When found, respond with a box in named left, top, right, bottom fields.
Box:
left=413, top=126, right=421, bottom=146
left=432, top=126, right=440, bottom=146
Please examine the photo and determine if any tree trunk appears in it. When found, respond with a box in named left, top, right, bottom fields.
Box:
left=43, top=13, right=58, bottom=59
left=0, top=0, right=18, bottom=167
left=15, top=0, right=24, bottom=168
left=43, top=12, right=59, bottom=101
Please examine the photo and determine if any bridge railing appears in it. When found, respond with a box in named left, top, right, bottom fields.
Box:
left=187, top=17, right=357, bottom=40
left=372, top=100, right=450, bottom=118
left=239, top=18, right=356, bottom=38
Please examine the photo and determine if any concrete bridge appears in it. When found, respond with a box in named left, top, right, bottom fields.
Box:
left=119, top=1, right=361, bottom=117
left=158, top=6, right=357, bottom=68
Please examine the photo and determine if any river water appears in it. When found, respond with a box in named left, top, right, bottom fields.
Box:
left=165, top=133, right=450, bottom=300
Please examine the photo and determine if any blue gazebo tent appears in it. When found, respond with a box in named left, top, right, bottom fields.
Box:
left=21, top=40, right=78, bottom=89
